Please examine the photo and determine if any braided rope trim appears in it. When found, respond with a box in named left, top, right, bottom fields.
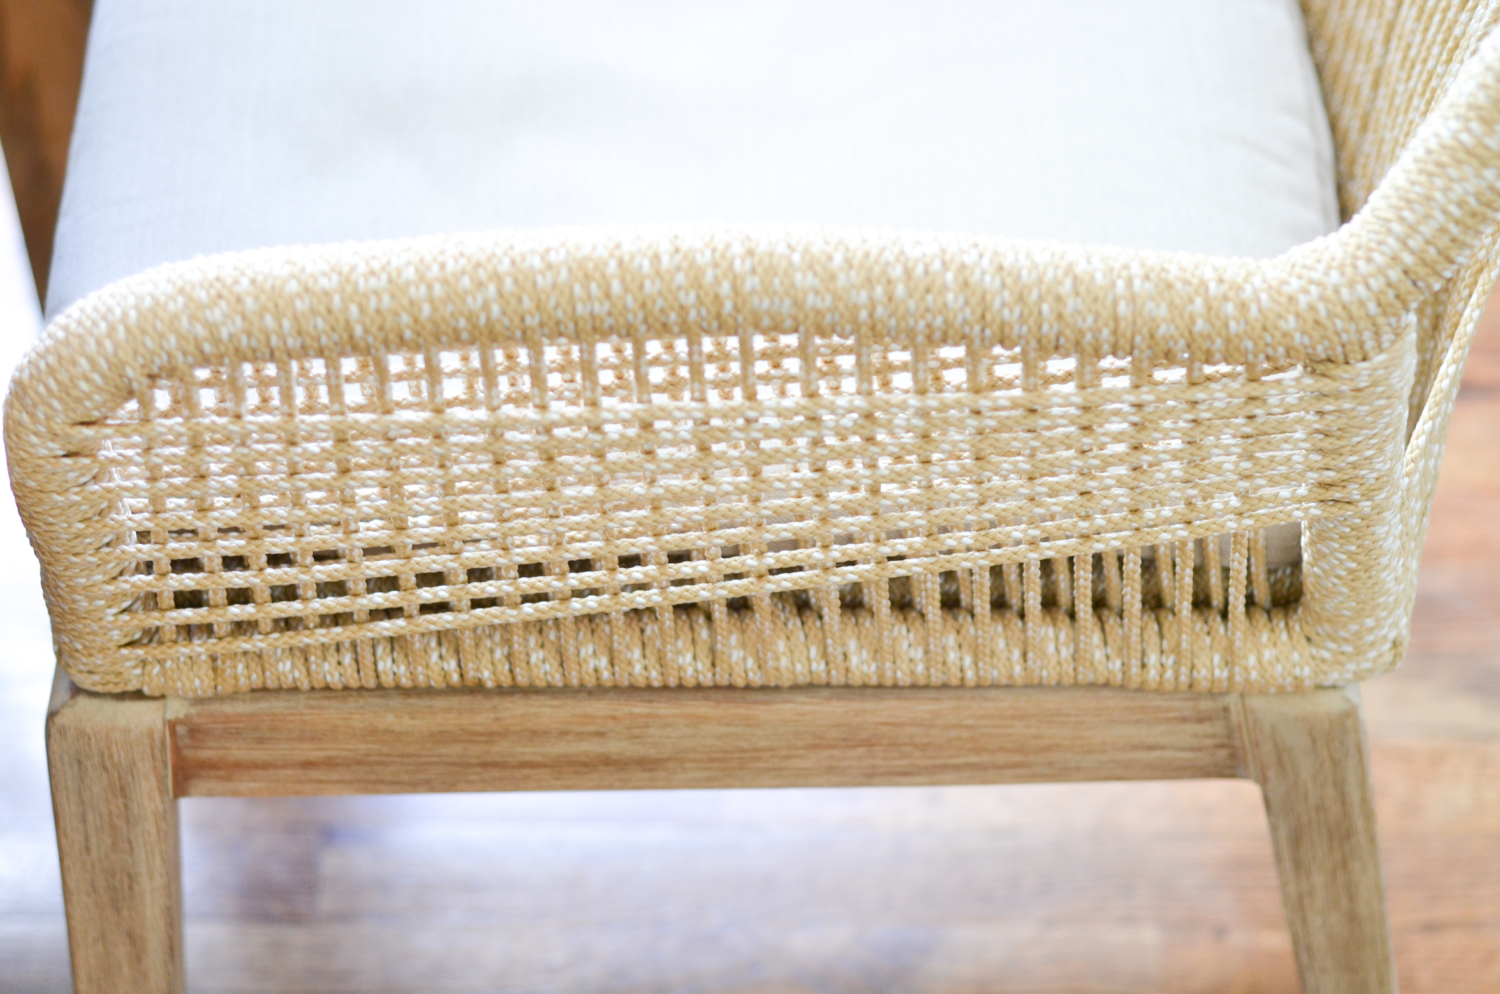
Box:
left=153, top=597, right=1322, bottom=697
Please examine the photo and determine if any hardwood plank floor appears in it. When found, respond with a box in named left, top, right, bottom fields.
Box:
left=2, top=204, right=1499, bottom=992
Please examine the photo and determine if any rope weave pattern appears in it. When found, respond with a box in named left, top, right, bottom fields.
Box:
left=7, top=4, right=1500, bottom=695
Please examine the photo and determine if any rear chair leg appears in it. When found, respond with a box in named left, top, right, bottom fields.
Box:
left=1240, top=686, right=1395, bottom=994
left=47, top=673, right=183, bottom=994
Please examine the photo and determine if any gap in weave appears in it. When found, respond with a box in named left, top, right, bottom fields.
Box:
left=88, top=344, right=1316, bottom=660
left=121, top=540, right=1302, bottom=650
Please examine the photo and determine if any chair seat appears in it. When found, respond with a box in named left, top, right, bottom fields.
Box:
left=48, top=0, right=1338, bottom=316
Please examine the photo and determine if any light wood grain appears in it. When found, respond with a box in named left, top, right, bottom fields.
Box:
left=167, top=685, right=1244, bottom=798
left=1243, top=687, right=1395, bottom=994
left=0, top=0, right=92, bottom=297
left=46, top=672, right=183, bottom=994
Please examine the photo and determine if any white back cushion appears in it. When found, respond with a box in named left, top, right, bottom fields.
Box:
left=48, top=0, right=1338, bottom=316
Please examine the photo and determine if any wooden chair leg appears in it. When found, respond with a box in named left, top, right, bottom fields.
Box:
left=1240, top=686, right=1395, bottom=994
left=47, top=673, right=184, bottom=994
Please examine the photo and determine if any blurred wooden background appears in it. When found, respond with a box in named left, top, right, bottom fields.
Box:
left=0, top=0, right=89, bottom=298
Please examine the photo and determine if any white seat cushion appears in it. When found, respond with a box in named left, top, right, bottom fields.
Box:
left=47, top=0, right=1338, bottom=316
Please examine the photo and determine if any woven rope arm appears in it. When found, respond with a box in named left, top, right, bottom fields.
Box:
left=7, top=31, right=1500, bottom=695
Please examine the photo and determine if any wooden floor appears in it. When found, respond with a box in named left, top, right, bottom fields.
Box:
left=3, top=264, right=1500, bottom=991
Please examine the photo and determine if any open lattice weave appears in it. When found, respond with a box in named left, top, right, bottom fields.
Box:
left=7, top=4, right=1500, bottom=695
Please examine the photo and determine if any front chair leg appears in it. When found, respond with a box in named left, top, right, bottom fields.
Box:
left=47, top=673, right=184, bottom=994
left=1241, top=686, right=1396, bottom=994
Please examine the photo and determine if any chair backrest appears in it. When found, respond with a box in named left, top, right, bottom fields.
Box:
left=1303, top=0, right=1498, bottom=216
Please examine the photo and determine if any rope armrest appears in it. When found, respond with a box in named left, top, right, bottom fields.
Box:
left=9, top=30, right=1500, bottom=696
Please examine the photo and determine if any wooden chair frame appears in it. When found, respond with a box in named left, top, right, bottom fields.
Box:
left=47, top=672, right=1394, bottom=994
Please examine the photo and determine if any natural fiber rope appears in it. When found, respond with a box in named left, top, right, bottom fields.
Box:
left=8, top=5, right=1500, bottom=695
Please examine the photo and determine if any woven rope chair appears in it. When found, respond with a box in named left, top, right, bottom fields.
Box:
left=13, top=2, right=1500, bottom=991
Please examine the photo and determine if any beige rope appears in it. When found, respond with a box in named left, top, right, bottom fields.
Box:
left=8, top=9, right=1500, bottom=695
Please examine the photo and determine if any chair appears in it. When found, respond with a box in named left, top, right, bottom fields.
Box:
left=9, top=1, right=1500, bottom=991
